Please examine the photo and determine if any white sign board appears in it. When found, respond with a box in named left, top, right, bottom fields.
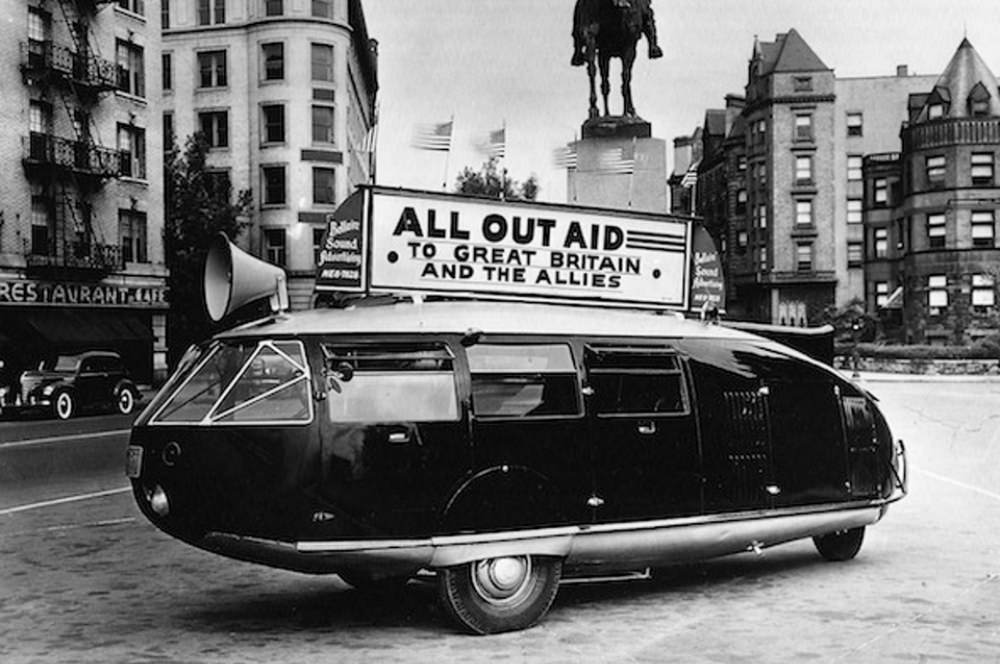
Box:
left=369, top=190, right=691, bottom=309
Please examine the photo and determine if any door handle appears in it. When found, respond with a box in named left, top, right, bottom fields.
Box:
left=388, top=430, right=411, bottom=444
left=637, top=421, right=656, bottom=435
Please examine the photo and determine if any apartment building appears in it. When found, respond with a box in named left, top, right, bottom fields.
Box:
left=0, top=0, right=166, bottom=384
left=162, top=0, right=378, bottom=310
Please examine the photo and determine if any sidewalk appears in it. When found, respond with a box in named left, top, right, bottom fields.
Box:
left=839, top=370, right=1000, bottom=383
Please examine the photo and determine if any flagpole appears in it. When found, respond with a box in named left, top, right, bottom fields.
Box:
left=369, top=100, right=380, bottom=185
left=499, top=119, right=507, bottom=201
left=441, top=114, right=454, bottom=191
left=627, top=136, right=636, bottom=208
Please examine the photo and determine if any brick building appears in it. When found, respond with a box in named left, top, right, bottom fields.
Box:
left=162, top=0, right=378, bottom=310
left=0, top=0, right=167, bottom=384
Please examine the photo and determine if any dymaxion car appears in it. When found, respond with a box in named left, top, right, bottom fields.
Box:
left=127, top=188, right=906, bottom=634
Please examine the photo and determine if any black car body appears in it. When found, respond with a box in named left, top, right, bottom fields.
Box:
left=6, top=350, right=140, bottom=419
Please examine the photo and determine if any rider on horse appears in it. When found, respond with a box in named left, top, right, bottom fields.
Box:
left=571, top=0, right=663, bottom=67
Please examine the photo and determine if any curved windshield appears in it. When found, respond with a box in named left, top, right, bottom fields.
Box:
left=149, top=339, right=312, bottom=425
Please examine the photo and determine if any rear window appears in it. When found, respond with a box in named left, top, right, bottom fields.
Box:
left=151, top=340, right=311, bottom=425
left=468, top=344, right=580, bottom=418
left=322, top=344, right=458, bottom=423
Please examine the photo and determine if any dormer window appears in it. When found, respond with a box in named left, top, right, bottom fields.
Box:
left=928, top=104, right=945, bottom=120
left=968, top=82, right=992, bottom=116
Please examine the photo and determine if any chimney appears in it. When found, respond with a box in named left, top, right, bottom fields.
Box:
left=896, top=65, right=909, bottom=77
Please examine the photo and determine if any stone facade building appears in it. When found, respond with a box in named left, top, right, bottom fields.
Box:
left=162, top=0, right=378, bottom=310
left=0, top=0, right=167, bottom=384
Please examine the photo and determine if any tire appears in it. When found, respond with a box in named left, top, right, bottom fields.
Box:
left=54, top=391, right=75, bottom=420
left=813, top=526, right=865, bottom=561
left=437, top=555, right=562, bottom=635
left=116, top=387, right=137, bottom=415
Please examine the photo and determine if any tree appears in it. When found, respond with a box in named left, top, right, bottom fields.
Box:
left=455, top=157, right=539, bottom=201
left=164, top=133, right=252, bottom=367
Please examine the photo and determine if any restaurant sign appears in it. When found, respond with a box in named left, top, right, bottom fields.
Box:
left=0, top=279, right=168, bottom=308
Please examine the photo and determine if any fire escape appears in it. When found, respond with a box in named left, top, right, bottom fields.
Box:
left=20, top=0, right=124, bottom=279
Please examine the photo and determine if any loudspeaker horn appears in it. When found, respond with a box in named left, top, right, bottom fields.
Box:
left=204, top=233, right=289, bottom=322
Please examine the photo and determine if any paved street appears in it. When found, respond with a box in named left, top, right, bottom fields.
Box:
left=1, top=380, right=999, bottom=663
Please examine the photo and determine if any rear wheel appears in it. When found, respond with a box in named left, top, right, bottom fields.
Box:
left=116, top=387, right=137, bottom=415
left=437, top=555, right=562, bottom=634
left=813, top=526, right=865, bottom=561
left=54, top=391, right=75, bottom=420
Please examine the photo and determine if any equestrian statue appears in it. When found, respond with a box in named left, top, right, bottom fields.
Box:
left=571, top=0, right=662, bottom=119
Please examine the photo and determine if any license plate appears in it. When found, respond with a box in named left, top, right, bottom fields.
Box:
left=125, top=445, right=143, bottom=478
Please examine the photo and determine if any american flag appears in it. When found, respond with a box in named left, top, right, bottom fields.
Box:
left=680, top=166, right=698, bottom=187
left=360, top=125, right=377, bottom=153
left=479, top=127, right=505, bottom=159
left=552, top=145, right=578, bottom=169
left=411, top=120, right=453, bottom=151
left=596, top=144, right=635, bottom=174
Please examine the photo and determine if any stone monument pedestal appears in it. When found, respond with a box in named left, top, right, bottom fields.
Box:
left=568, top=116, right=666, bottom=213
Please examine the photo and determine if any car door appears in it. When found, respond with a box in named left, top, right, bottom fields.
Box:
left=586, top=345, right=702, bottom=522
left=74, top=356, right=104, bottom=407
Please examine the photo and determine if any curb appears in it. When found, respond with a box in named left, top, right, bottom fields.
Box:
left=839, top=371, right=1000, bottom=383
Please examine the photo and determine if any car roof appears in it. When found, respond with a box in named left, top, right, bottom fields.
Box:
left=217, top=300, right=756, bottom=342
left=57, top=351, right=121, bottom=360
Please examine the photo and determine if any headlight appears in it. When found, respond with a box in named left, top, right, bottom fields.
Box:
left=42, top=384, right=56, bottom=395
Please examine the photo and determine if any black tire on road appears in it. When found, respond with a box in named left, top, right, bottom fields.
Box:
left=54, top=391, right=75, bottom=420
left=116, top=387, right=137, bottom=415
left=437, top=555, right=562, bottom=635
left=813, top=526, right=865, bottom=561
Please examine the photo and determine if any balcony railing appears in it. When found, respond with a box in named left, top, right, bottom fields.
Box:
left=24, top=238, right=123, bottom=277
left=20, top=40, right=118, bottom=92
left=902, top=118, right=1000, bottom=151
left=23, top=132, right=125, bottom=180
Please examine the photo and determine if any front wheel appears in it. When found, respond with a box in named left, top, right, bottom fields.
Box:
left=53, top=391, right=75, bottom=420
left=116, top=387, right=137, bottom=415
left=436, top=555, right=562, bottom=635
left=813, top=526, right=865, bottom=561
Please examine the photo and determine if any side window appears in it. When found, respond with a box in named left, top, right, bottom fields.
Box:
left=322, top=344, right=458, bottom=423
left=79, top=359, right=97, bottom=374
left=587, top=348, right=689, bottom=416
left=467, top=344, right=580, bottom=418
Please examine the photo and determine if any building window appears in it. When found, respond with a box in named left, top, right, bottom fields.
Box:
left=119, top=209, right=148, bottom=263
left=29, top=100, right=52, bottom=135
left=312, top=105, right=335, bottom=144
left=874, top=178, right=888, bottom=206
left=737, top=230, right=748, bottom=254
left=198, top=50, right=227, bottom=88
left=163, top=112, right=174, bottom=149
left=198, top=110, right=229, bottom=148
left=846, top=112, right=863, bottom=137
left=971, top=210, right=995, bottom=248
left=313, top=227, right=326, bottom=265
left=736, top=189, right=747, bottom=214
left=117, top=0, right=144, bottom=15
left=198, top=0, right=225, bottom=25
left=793, top=76, right=812, bottom=92
left=263, top=228, right=287, bottom=267
left=737, top=156, right=747, bottom=172
left=30, top=196, right=52, bottom=254
left=162, top=53, right=172, bottom=91
left=971, top=153, right=994, bottom=186
left=758, top=246, right=768, bottom=270
left=262, top=42, right=284, bottom=81
left=262, top=165, right=286, bottom=205
left=794, top=114, right=812, bottom=141
left=117, top=123, right=146, bottom=179
left=116, top=40, right=145, bottom=97
left=848, top=241, right=863, bottom=267
left=312, top=0, right=333, bottom=18
left=313, top=167, right=336, bottom=204
left=875, top=282, right=889, bottom=308
left=311, top=43, right=334, bottom=82
left=755, top=162, right=766, bottom=187
left=847, top=198, right=863, bottom=224
left=796, top=243, right=812, bottom=271
left=926, top=213, right=946, bottom=248
left=847, top=155, right=863, bottom=181
left=928, top=103, right=945, bottom=120
left=265, top=0, right=283, bottom=16
left=794, top=155, right=812, bottom=183
left=795, top=199, right=812, bottom=226
left=972, top=274, right=995, bottom=309
left=873, top=227, right=888, bottom=258
left=928, top=275, right=948, bottom=309
left=161, top=0, right=170, bottom=28
left=926, top=155, right=946, bottom=186
left=756, top=203, right=767, bottom=229
left=262, top=104, right=285, bottom=144
left=204, top=169, right=231, bottom=201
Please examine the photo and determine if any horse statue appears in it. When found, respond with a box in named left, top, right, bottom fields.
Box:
left=571, top=0, right=662, bottom=119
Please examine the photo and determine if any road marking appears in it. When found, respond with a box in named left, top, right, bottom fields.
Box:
left=0, top=429, right=131, bottom=449
left=0, top=486, right=132, bottom=516
left=914, top=467, right=1000, bottom=502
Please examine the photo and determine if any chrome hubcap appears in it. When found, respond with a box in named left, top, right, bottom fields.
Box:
left=119, top=391, right=133, bottom=412
left=471, top=556, right=531, bottom=606
left=56, top=394, right=71, bottom=418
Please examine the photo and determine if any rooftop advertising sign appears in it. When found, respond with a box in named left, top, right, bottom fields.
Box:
left=362, top=189, right=691, bottom=309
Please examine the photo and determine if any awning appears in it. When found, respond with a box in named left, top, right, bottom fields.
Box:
left=19, top=309, right=153, bottom=348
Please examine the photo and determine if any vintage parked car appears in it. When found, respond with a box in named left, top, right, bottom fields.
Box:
left=8, top=350, right=140, bottom=420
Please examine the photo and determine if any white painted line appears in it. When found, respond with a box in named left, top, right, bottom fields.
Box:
left=0, top=429, right=131, bottom=449
left=0, top=486, right=132, bottom=516
left=914, top=467, right=1000, bottom=502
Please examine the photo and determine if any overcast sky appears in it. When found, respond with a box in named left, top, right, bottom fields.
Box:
left=363, top=0, right=1000, bottom=204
